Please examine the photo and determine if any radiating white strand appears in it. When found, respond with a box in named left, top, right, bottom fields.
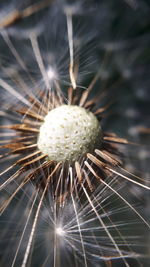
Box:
left=30, top=33, right=50, bottom=90
left=69, top=167, right=88, bottom=267
left=1, top=32, right=38, bottom=96
left=81, top=179, right=130, bottom=267
left=11, top=189, right=39, bottom=267
left=107, top=167, right=150, bottom=190
left=85, top=161, right=150, bottom=229
left=0, top=168, right=22, bottom=191
left=0, top=178, right=28, bottom=215
left=21, top=187, right=46, bottom=267
left=21, top=163, right=60, bottom=267
left=2, top=32, right=27, bottom=71
left=120, top=167, right=150, bottom=185
left=0, top=78, right=31, bottom=107
left=66, top=13, right=76, bottom=89
left=91, top=195, right=136, bottom=260
left=53, top=202, right=57, bottom=267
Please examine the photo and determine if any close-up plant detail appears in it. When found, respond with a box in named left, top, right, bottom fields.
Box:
left=0, top=0, right=150, bottom=266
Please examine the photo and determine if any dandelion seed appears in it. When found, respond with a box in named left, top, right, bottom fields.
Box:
left=0, top=75, right=149, bottom=266
left=1, top=80, right=146, bottom=209
left=56, top=226, right=65, bottom=237
left=47, top=66, right=57, bottom=82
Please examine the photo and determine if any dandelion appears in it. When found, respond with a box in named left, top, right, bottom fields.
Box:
left=1, top=70, right=149, bottom=209
left=0, top=0, right=150, bottom=266
left=0, top=64, right=149, bottom=266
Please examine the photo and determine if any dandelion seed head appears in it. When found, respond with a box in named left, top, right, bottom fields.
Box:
left=37, top=105, right=102, bottom=162
left=56, top=226, right=65, bottom=237
left=64, top=3, right=80, bottom=16
left=47, top=66, right=57, bottom=82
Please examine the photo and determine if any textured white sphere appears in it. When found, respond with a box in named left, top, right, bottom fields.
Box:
left=37, top=105, right=102, bottom=162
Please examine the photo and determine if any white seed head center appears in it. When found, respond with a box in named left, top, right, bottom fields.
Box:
left=37, top=105, right=102, bottom=162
